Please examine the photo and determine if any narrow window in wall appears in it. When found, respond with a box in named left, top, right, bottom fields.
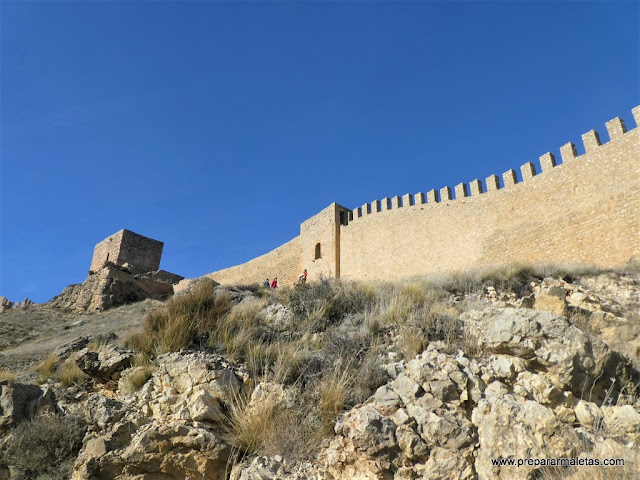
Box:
left=315, top=243, right=321, bottom=260
left=106, top=253, right=110, bottom=262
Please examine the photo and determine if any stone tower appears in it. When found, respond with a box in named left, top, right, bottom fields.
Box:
left=90, top=229, right=163, bottom=274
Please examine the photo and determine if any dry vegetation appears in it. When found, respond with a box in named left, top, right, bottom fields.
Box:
left=122, top=262, right=640, bottom=463
left=1, top=414, right=86, bottom=480
left=33, top=354, right=59, bottom=384
left=57, top=358, right=89, bottom=386
left=0, top=368, right=17, bottom=382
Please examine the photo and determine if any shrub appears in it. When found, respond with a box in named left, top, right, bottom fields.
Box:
left=130, top=282, right=233, bottom=356
left=283, top=278, right=375, bottom=330
left=1, top=414, right=86, bottom=480
left=223, top=390, right=320, bottom=463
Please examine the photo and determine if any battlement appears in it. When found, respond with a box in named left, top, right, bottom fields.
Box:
left=205, top=105, right=639, bottom=287
left=347, top=106, right=640, bottom=220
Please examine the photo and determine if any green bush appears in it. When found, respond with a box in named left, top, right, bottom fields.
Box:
left=2, top=415, right=86, bottom=480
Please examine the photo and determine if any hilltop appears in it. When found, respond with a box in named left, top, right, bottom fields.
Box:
left=0, top=263, right=638, bottom=479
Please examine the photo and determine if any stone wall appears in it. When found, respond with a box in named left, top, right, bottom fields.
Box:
left=300, top=203, right=351, bottom=281
left=90, top=230, right=163, bottom=275
left=116, top=230, right=163, bottom=274
left=205, top=237, right=302, bottom=287
left=203, top=106, right=640, bottom=286
left=90, top=231, right=125, bottom=273
left=339, top=110, right=640, bottom=280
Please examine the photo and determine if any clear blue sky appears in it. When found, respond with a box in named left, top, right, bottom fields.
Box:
left=1, top=1, right=638, bottom=303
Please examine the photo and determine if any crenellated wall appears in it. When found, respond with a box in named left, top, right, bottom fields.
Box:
left=204, top=106, right=640, bottom=286
left=340, top=107, right=640, bottom=280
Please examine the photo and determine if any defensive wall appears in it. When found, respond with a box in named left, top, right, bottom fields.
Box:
left=90, top=229, right=164, bottom=275
left=206, top=106, right=640, bottom=286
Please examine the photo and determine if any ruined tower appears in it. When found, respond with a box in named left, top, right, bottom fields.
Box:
left=89, top=229, right=164, bottom=275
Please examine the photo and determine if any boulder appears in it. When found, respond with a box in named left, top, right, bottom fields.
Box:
left=134, top=351, right=247, bottom=423
left=0, top=381, right=57, bottom=432
left=602, top=405, right=640, bottom=436
left=54, top=335, right=95, bottom=359
left=76, top=345, right=134, bottom=381
left=477, top=308, right=635, bottom=401
left=574, top=400, right=601, bottom=427
left=72, top=420, right=230, bottom=480
left=49, top=265, right=180, bottom=312
left=472, top=383, right=581, bottom=480
left=534, top=286, right=567, bottom=316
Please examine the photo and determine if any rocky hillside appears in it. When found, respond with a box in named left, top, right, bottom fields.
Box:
left=0, top=264, right=639, bottom=480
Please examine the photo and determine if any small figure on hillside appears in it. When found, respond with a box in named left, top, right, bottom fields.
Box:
left=262, top=279, right=270, bottom=288
left=298, top=269, right=308, bottom=285
left=271, top=277, right=278, bottom=289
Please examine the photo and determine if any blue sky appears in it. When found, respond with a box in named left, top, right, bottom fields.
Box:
left=1, top=1, right=638, bottom=303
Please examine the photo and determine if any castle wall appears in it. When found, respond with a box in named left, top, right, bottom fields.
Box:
left=117, top=230, right=164, bottom=274
left=205, top=236, right=302, bottom=287
left=300, top=203, right=351, bottom=281
left=90, top=230, right=125, bottom=273
left=204, top=107, right=639, bottom=287
left=339, top=111, right=640, bottom=280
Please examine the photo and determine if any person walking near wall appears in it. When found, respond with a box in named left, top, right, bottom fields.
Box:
left=262, top=279, right=270, bottom=288
left=298, top=269, right=308, bottom=285
left=270, top=277, right=278, bottom=289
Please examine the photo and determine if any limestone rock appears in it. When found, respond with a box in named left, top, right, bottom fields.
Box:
left=134, top=351, right=247, bottom=423
left=602, top=405, right=640, bottom=435
left=0, top=381, right=57, bottom=432
left=76, top=344, right=134, bottom=381
left=172, top=276, right=220, bottom=297
left=574, top=400, right=601, bottom=427
left=472, top=386, right=581, bottom=480
left=54, top=335, right=95, bottom=359
left=230, top=456, right=287, bottom=480
left=49, top=265, right=179, bottom=313
left=82, top=394, right=127, bottom=430
left=478, top=308, right=633, bottom=401
left=73, top=420, right=230, bottom=480
left=261, top=303, right=293, bottom=331
left=534, top=286, right=567, bottom=316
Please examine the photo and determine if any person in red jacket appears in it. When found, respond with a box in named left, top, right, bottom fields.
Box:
left=270, top=277, right=278, bottom=288
left=298, top=269, right=308, bottom=285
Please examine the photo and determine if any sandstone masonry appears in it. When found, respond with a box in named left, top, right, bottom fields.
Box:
left=90, top=229, right=163, bottom=275
left=204, top=106, right=640, bottom=286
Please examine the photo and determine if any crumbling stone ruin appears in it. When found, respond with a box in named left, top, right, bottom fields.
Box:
left=49, top=230, right=183, bottom=313
left=0, top=297, right=34, bottom=314
left=89, top=229, right=163, bottom=275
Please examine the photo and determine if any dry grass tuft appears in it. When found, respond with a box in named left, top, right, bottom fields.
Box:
left=223, top=390, right=320, bottom=463
left=0, top=368, right=17, bottom=382
left=121, top=366, right=154, bottom=394
left=130, top=281, right=233, bottom=356
left=57, top=359, right=89, bottom=386
left=223, top=393, right=280, bottom=455
left=318, top=363, right=353, bottom=434
left=33, top=354, right=59, bottom=384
